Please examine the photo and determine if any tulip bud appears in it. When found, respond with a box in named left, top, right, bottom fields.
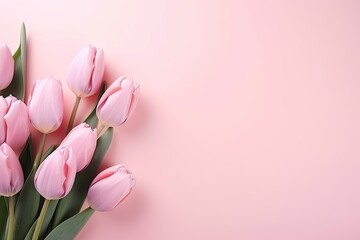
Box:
left=96, top=77, right=140, bottom=127
left=28, top=76, right=64, bottom=134
left=0, top=44, right=14, bottom=90
left=87, top=164, right=135, bottom=211
left=60, top=123, right=97, bottom=172
left=34, top=146, right=77, bottom=200
left=0, top=96, right=30, bottom=153
left=0, top=143, right=24, bottom=196
left=67, top=45, right=105, bottom=97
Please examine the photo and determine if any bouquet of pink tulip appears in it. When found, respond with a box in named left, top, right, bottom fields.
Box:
left=0, top=24, right=140, bottom=240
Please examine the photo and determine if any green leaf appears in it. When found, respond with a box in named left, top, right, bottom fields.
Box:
left=24, top=200, right=58, bottom=240
left=2, top=23, right=26, bottom=100
left=45, top=208, right=94, bottom=240
left=0, top=197, right=7, bottom=240
left=13, top=169, right=38, bottom=240
left=13, top=146, right=55, bottom=240
left=51, top=128, right=113, bottom=228
left=19, top=137, right=33, bottom=179
left=84, top=83, right=106, bottom=128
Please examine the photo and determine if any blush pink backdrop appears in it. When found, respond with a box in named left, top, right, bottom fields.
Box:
left=2, top=0, right=360, bottom=239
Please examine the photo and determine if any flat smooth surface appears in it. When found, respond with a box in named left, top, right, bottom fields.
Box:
left=2, top=1, right=360, bottom=239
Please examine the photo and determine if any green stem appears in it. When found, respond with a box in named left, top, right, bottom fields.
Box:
left=6, top=197, right=14, bottom=240
left=33, top=133, right=46, bottom=168
left=32, top=199, right=50, bottom=240
left=85, top=206, right=95, bottom=214
left=96, top=124, right=106, bottom=138
left=67, top=96, right=81, bottom=133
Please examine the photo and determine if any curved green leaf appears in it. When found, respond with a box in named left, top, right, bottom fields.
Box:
left=2, top=23, right=26, bottom=100
left=24, top=200, right=58, bottom=240
left=13, top=146, right=55, bottom=240
left=52, top=128, right=113, bottom=228
left=19, top=137, right=33, bottom=179
left=13, top=169, right=39, bottom=240
left=0, top=197, right=7, bottom=240
left=45, top=208, right=94, bottom=240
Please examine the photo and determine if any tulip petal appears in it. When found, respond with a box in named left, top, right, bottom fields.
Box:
left=0, top=143, right=24, bottom=196
left=35, top=147, right=77, bottom=200
left=0, top=97, right=8, bottom=144
left=97, top=78, right=135, bottom=126
left=0, top=44, right=15, bottom=90
left=67, top=45, right=99, bottom=97
left=88, top=48, right=105, bottom=96
left=35, top=153, right=67, bottom=199
left=62, top=149, right=77, bottom=196
left=87, top=164, right=135, bottom=211
left=60, top=123, right=97, bottom=172
left=96, top=77, right=124, bottom=108
left=128, top=83, right=141, bottom=118
left=90, top=164, right=124, bottom=185
left=4, top=99, right=29, bottom=152
left=0, top=150, right=11, bottom=196
left=100, top=90, right=132, bottom=125
left=28, top=77, right=64, bottom=133
left=88, top=173, right=134, bottom=211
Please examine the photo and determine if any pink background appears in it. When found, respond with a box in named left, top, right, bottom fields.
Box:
left=2, top=0, right=360, bottom=239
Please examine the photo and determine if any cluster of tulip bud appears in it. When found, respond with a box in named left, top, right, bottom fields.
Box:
left=0, top=43, right=139, bottom=239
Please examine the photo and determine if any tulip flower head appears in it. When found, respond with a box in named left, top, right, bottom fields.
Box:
left=28, top=76, right=64, bottom=134
left=60, top=123, right=97, bottom=172
left=96, top=77, right=140, bottom=127
left=0, top=95, right=30, bottom=153
left=0, top=44, right=14, bottom=90
left=87, top=164, right=135, bottom=212
left=0, top=143, right=24, bottom=197
left=34, top=146, right=77, bottom=200
left=67, top=45, right=105, bottom=97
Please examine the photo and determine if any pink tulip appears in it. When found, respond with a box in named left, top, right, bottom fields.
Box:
left=34, top=146, right=77, bottom=199
left=87, top=164, right=135, bottom=211
left=60, top=123, right=97, bottom=172
left=28, top=76, right=64, bottom=134
left=67, top=45, right=105, bottom=97
left=0, top=143, right=24, bottom=196
left=0, top=96, right=29, bottom=153
left=0, top=44, right=14, bottom=90
left=96, top=77, right=140, bottom=127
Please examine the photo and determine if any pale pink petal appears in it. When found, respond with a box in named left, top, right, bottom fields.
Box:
left=60, top=123, right=97, bottom=171
left=0, top=44, right=14, bottom=90
left=97, top=79, right=135, bottom=126
left=0, top=149, right=11, bottom=196
left=67, top=45, right=95, bottom=96
left=35, top=150, right=67, bottom=199
left=88, top=48, right=105, bottom=96
left=128, top=83, right=141, bottom=118
left=28, top=77, right=64, bottom=133
left=96, top=77, right=124, bottom=111
left=0, top=96, right=8, bottom=144
left=90, top=164, right=126, bottom=186
left=35, top=147, right=77, bottom=199
left=4, top=99, right=29, bottom=152
left=0, top=143, right=24, bottom=196
left=62, top=148, right=77, bottom=196
left=87, top=164, right=135, bottom=211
